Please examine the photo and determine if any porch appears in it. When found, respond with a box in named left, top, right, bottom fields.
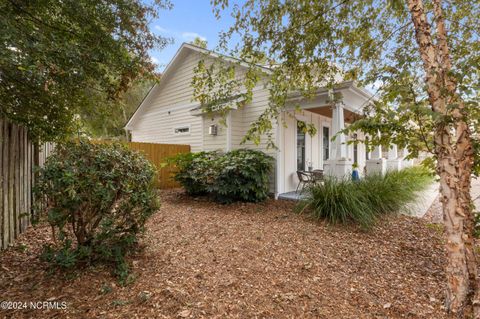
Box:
left=275, top=81, right=413, bottom=197
left=277, top=191, right=307, bottom=201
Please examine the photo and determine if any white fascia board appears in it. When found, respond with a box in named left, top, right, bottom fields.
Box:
left=127, top=43, right=270, bottom=130
left=124, top=84, right=158, bottom=130
left=125, top=44, right=201, bottom=130
left=183, top=43, right=272, bottom=74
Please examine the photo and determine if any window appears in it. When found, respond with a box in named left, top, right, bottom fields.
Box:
left=297, top=121, right=306, bottom=171
left=173, top=126, right=190, bottom=135
left=322, top=126, right=330, bottom=161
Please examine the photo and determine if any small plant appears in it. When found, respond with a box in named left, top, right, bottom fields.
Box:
left=36, top=140, right=159, bottom=282
left=426, top=223, right=444, bottom=234
left=100, top=283, right=113, bottom=295
left=170, top=149, right=273, bottom=203
left=111, top=300, right=130, bottom=307
left=296, top=166, right=433, bottom=229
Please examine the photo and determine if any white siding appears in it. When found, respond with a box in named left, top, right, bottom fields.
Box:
left=230, top=108, right=244, bottom=148
left=130, top=50, right=213, bottom=152
left=226, top=83, right=278, bottom=193
left=235, top=84, right=277, bottom=156
left=280, top=110, right=333, bottom=193
left=128, top=45, right=369, bottom=196
left=203, top=115, right=227, bottom=152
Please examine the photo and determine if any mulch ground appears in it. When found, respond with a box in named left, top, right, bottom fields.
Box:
left=0, top=189, right=451, bottom=318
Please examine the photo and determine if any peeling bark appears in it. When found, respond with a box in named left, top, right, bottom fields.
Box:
left=406, top=0, right=476, bottom=315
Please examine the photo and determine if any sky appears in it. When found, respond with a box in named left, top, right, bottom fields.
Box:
left=148, top=0, right=234, bottom=71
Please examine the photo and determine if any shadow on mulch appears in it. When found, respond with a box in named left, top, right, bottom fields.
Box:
left=0, top=189, right=451, bottom=318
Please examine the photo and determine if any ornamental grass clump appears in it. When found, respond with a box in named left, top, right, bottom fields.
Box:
left=36, top=140, right=159, bottom=284
left=296, top=166, right=433, bottom=229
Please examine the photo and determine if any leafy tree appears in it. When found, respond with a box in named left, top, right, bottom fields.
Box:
left=0, top=0, right=171, bottom=141
left=79, top=78, right=156, bottom=139
left=191, top=36, right=208, bottom=48
left=194, top=0, right=480, bottom=315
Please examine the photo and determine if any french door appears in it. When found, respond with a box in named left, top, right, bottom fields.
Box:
left=296, top=121, right=306, bottom=171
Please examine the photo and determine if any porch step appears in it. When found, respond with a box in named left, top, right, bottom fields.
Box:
left=277, top=191, right=307, bottom=201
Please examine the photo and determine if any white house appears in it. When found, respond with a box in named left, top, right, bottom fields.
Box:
left=125, top=43, right=411, bottom=198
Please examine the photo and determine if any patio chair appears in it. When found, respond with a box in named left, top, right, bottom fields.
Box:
left=312, top=169, right=324, bottom=183
left=296, top=170, right=314, bottom=193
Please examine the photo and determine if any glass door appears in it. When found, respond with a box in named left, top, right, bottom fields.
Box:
left=322, top=126, right=330, bottom=161
left=297, top=121, right=306, bottom=171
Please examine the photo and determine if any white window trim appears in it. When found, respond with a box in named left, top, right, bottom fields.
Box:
left=321, top=122, right=331, bottom=166
left=173, top=125, right=191, bottom=136
left=295, top=115, right=308, bottom=172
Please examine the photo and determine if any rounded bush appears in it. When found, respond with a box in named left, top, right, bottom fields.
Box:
left=171, top=151, right=220, bottom=196
left=36, top=140, right=159, bottom=281
left=171, top=149, right=273, bottom=203
left=210, top=149, right=273, bottom=203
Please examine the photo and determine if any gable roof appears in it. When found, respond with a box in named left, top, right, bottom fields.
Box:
left=124, top=43, right=270, bottom=130
left=125, top=43, right=374, bottom=130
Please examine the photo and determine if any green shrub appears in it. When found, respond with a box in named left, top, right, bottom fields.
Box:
left=209, top=149, right=274, bottom=203
left=170, top=149, right=274, bottom=203
left=296, top=166, right=433, bottom=229
left=36, top=140, right=159, bottom=283
left=170, top=151, right=221, bottom=195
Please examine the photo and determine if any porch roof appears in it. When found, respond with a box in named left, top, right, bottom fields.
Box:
left=286, top=80, right=374, bottom=121
left=304, top=106, right=362, bottom=123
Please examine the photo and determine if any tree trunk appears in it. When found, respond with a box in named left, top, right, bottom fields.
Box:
left=436, top=124, right=474, bottom=314
left=406, top=0, right=477, bottom=315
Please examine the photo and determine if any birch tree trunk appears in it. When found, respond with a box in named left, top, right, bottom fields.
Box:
left=406, top=0, right=477, bottom=315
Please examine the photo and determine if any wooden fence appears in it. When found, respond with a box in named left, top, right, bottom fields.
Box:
left=0, top=119, right=34, bottom=249
left=0, top=127, right=189, bottom=249
left=38, top=141, right=55, bottom=168
left=124, top=142, right=190, bottom=189
left=93, top=140, right=191, bottom=189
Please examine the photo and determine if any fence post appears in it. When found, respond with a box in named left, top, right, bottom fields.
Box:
left=0, top=119, right=42, bottom=249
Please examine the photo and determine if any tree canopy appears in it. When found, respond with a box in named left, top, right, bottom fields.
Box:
left=193, top=0, right=478, bottom=172
left=0, top=0, right=171, bottom=141
left=78, top=77, right=155, bottom=139
left=193, top=0, right=479, bottom=314
left=191, top=37, right=208, bottom=48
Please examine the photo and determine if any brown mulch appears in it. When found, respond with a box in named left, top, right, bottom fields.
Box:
left=423, top=177, right=480, bottom=224
left=423, top=195, right=443, bottom=224
left=0, top=189, right=450, bottom=318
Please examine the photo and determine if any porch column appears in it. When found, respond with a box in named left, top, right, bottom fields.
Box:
left=324, top=103, right=353, bottom=178
left=401, top=147, right=414, bottom=168
left=386, top=144, right=402, bottom=171
left=371, top=144, right=382, bottom=159
left=333, top=104, right=347, bottom=159
left=365, top=132, right=386, bottom=175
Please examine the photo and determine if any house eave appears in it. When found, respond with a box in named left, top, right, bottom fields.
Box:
left=285, top=81, right=374, bottom=115
left=124, top=84, right=157, bottom=130
left=124, top=42, right=271, bottom=131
